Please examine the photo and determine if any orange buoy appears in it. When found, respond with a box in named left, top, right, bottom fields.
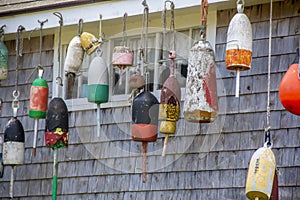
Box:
left=279, top=48, right=300, bottom=115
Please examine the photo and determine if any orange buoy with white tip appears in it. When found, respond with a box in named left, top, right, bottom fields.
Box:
left=279, top=48, right=300, bottom=115
left=245, top=146, right=276, bottom=200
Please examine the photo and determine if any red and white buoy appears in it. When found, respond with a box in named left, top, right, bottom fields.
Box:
left=183, top=0, right=218, bottom=123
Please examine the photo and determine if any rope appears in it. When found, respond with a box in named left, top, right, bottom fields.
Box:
left=12, top=25, right=25, bottom=117
left=200, top=0, right=208, bottom=39
left=265, top=0, right=273, bottom=147
left=53, top=12, right=63, bottom=78
left=38, top=19, right=48, bottom=65
left=141, top=0, right=149, bottom=64
left=122, top=13, right=128, bottom=46
left=162, top=0, right=175, bottom=51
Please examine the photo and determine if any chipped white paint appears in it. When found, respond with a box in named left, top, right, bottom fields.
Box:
left=183, top=39, right=218, bottom=122
left=64, top=36, right=84, bottom=74
left=3, top=142, right=24, bottom=165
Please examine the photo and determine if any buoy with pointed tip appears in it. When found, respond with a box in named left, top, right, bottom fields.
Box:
left=29, top=68, right=48, bottom=156
left=88, top=48, right=109, bottom=137
left=245, top=146, right=276, bottom=200
left=279, top=48, right=300, bottom=115
left=225, top=0, right=252, bottom=97
left=159, top=51, right=181, bottom=156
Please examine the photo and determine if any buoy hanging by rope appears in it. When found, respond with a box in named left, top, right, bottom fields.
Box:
left=0, top=136, right=4, bottom=178
left=160, top=51, right=181, bottom=156
left=279, top=48, right=300, bottom=115
left=112, top=12, right=134, bottom=85
left=0, top=25, right=8, bottom=82
left=246, top=1, right=278, bottom=199
left=64, top=19, right=84, bottom=99
left=225, top=0, right=252, bottom=97
left=88, top=14, right=109, bottom=137
left=131, top=0, right=159, bottom=183
left=245, top=145, right=276, bottom=200
left=45, top=12, right=69, bottom=200
left=183, top=0, right=218, bottom=123
left=159, top=1, right=181, bottom=156
left=29, top=19, right=49, bottom=156
left=80, top=31, right=100, bottom=55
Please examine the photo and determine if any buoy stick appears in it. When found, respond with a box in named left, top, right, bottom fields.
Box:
left=142, top=141, right=147, bottom=183
left=52, top=148, right=58, bottom=200
left=9, top=166, right=14, bottom=198
left=162, top=134, right=169, bottom=157
left=235, top=68, right=240, bottom=97
left=96, top=104, right=101, bottom=137
left=32, top=118, right=38, bottom=156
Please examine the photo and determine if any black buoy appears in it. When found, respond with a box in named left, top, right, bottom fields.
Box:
left=45, top=97, right=69, bottom=149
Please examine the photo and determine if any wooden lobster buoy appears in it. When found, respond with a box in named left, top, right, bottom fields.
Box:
left=132, top=91, right=159, bottom=142
left=279, top=48, right=300, bottom=115
left=132, top=90, right=159, bottom=182
left=64, top=20, right=84, bottom=75
left=0, top=136, right=3, bottom=178
left=80, top=32, right=100, bottom=55
left=245, top=146, right=276, bottom=200
left=0, top=25, right=8, bottom=81
left=226, top=0, right=252, bottom=97
left=183, top=38, right=218, bottom=123
left=88, top=49, right=109, bottom=137
left=45, top=97, right=69, bottom=149
left=29, top=68, right=48, bottom=156
left=159, top=51, right=181, bottom=156
left=3, top=117, right=25, bottom=165
left=3, top=117, right=25, bottom=198
left=112, top=13, right=134, bottom=85
left=45, top=97, right=69, bottom=200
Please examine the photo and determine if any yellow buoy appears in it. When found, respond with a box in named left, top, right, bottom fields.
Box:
left=245, top=146, right=276, bottom=200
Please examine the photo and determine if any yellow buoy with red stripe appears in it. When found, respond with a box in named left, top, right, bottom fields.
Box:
left=245, top=145, right=276, bottom=200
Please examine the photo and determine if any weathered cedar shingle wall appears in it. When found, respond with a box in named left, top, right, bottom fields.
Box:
left=0, top=0, right=300, bottom=199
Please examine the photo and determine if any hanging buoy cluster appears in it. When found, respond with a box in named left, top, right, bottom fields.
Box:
left=245, top=146, right=276, bottom=200
left=279, top=48, right=300, bottom=115
left=0, top=25, right=8, bottom=82
left=225, top=0, right=252, bottom=97
left=183, top=0, right=218, bottom=123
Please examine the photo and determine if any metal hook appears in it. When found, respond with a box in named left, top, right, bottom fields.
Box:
left=0, top=25, right=6, bottom=37
left=53, top=12, right=63, bottom=26
left=78, top=19, right=83, bottom=35
left=56, top=77, right=63, bottom=86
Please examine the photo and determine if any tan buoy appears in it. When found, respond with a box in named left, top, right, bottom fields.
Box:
left=245, top=145, right=276, bottom=200
left=226, top=0, right=252, bottom=97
